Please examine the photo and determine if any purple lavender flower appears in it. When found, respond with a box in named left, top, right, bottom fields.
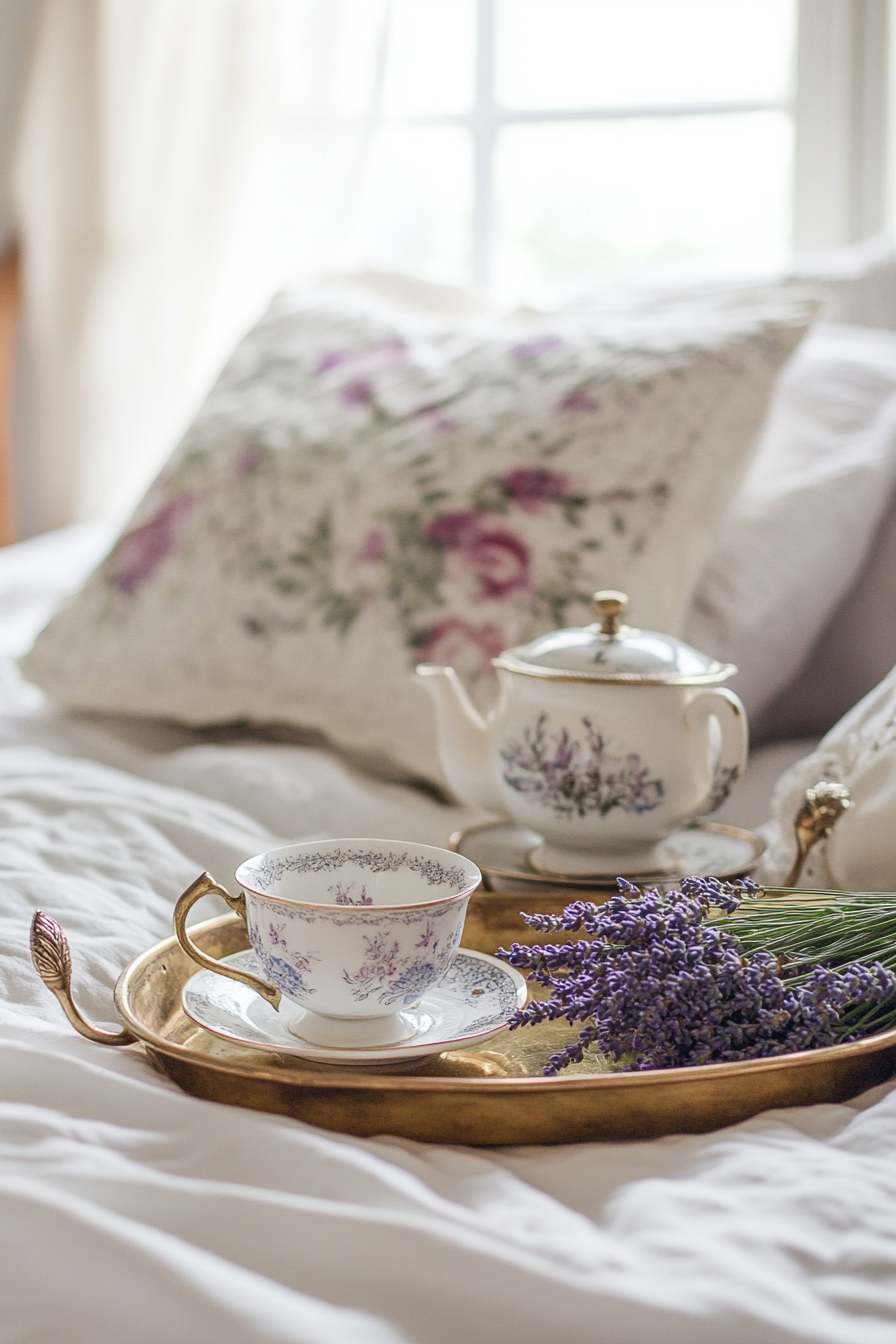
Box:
left=498, top=877, right=896, bottom=1076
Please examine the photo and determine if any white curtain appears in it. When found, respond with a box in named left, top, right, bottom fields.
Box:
left=13, top=0, right=389, bottom=536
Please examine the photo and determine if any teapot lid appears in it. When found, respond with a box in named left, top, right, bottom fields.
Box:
left=493, top=591, right=736, bottom=685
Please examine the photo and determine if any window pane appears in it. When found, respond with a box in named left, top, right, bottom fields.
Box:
left=498, top=0, right=796, bottom=110
left=493, top=113, right=793, bottom=304
left=381, top=0, right=475, bottom=116
left=345, top=127, right=472, bottom=286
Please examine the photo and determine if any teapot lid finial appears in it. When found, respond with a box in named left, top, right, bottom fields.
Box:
left=593, top=590, right=628, bottom=637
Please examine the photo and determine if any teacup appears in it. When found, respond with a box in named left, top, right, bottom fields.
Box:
left=173, top=838, right=481, bottom=1048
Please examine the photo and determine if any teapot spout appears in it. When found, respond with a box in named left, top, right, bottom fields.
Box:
left=416, top=664, right=501, bottom=810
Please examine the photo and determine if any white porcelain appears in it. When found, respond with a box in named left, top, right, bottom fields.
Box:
left=419, top=591, right=748, bottom=876
left=452, top=820, right=764, bottom=893
left=230, top=839, right=481, bottom=1048
left=182, top=948, right=526, bottom=1064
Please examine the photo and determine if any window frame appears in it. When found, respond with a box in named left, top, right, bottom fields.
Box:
left=379, top=0, right=893, bottom=294
left=469, top=0, right=798, bottom=293
left=793, top=0, right=892, bottom=251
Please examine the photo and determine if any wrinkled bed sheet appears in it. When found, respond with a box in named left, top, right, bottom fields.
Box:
left=0, top=528, right=893, bottom=1343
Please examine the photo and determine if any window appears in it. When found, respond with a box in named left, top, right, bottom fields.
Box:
left=285, top=0, right=892, bottom=305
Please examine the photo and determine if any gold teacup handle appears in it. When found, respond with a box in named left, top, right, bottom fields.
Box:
left=173, top=871, right=281, bottom=1010
left=30, top=910, right=136, bottom=1045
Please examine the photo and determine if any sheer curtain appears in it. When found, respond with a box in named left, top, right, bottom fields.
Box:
left=13, top=0, right=389, bottom=536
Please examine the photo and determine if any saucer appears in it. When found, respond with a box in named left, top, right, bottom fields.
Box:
left=450, top=819, right=764, bottom=893
left=182, top=948, right=527, bottom=1064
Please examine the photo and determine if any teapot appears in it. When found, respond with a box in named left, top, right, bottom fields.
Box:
left=417, top=591, right=747, bottom=877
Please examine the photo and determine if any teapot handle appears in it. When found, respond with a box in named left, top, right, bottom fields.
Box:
left=684, top=687, right=748, bottom=816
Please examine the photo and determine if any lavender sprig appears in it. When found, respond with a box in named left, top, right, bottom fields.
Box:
left=497, top=877, right=896, bottom=1076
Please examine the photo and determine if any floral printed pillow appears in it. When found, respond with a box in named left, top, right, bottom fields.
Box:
left=22, top=283, right=814, bottom=787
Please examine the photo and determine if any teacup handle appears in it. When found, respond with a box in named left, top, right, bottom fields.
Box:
left=173, top=872, right=281, bottom=1010
left=685, top=687, right=749, bottom=815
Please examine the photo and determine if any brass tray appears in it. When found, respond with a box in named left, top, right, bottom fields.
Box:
left=33, top=894, right=896, bottom=1146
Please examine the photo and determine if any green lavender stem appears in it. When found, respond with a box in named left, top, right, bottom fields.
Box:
left=709, top=889, right=896, bottom=1039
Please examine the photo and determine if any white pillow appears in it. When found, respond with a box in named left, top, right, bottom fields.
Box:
left=684, top=323, right=896, bottom=733
left=760, top=482, right=896, bottom=741
left=21, top=282, right=812, bottom=787
left=787, top=234, right=896, bottom=332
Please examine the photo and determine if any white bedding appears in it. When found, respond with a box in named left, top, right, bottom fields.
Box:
left=1, top=527, right=894, bottom=1343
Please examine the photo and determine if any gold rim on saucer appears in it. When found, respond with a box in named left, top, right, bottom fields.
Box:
left=449, top=819, right=765, bottom=893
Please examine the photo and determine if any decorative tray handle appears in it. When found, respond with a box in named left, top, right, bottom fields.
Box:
left=30, top=910, right=136, bottom=1046
left=783, top=781, right=852, bottom=888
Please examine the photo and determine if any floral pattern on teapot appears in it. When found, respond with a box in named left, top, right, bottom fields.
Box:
left=500, top=711, right=664, bottom=820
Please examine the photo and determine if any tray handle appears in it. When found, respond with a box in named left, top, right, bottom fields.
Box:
left=173, top=871, right=281, bottom=1010
left=30, top=910, right=136, bottom=1045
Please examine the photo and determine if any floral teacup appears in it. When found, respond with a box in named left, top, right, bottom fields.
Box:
left=173, top=839, right=481, bottom=1048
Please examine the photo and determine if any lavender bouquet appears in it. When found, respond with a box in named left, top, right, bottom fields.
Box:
left=497, top=877, right=896, bottom=1075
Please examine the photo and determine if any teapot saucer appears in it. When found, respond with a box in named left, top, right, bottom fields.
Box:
left=182, top=949, right=527, bottom=1065
left=450, top=819, right=764, bottom=893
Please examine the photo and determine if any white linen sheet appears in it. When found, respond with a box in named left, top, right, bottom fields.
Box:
left=2, top=526, right=894, bottom=1343
left=1, top=744, right=896, bottom=1343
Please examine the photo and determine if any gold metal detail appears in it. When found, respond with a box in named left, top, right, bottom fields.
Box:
left=30, top=910, right=136, bottom=1045
left=593, top=589, right=628, bottom=636
left=783, top=782, right=853, bottom=888
left=448, top=819, right=764, bottom=901
left=173, top=871, right=281, bottom=1010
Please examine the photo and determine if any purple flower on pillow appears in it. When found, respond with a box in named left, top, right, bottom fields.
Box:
left=109, top=494, right=195, bottom=596
left=510, top=334, right=564, bottom=362
left=501, top=467, right=571, bottom=514
left=467, top=527, right=530, bottom=598
left=413, top=405, right=459, bottom=434
left=425, top=510, right=480, bottom=548
left=237, top=444, right=261, bottom=475
left=417, top=617, right=505, bottom=673
left=316, top=337, right=407, bottom=379
left=341, top=378, right=373, bottom=406
left=315, top=350, right=350, bottom=374
left=425, top=510, right=530, bottom=600
left=557, top=389, right=599, bottom=414
left=355, top=528, right=386, bottom=564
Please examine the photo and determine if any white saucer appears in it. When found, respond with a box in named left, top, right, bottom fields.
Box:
left=450, top=819, right=764, bottom=893
left=182, top=949, right=527, bottom=1065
